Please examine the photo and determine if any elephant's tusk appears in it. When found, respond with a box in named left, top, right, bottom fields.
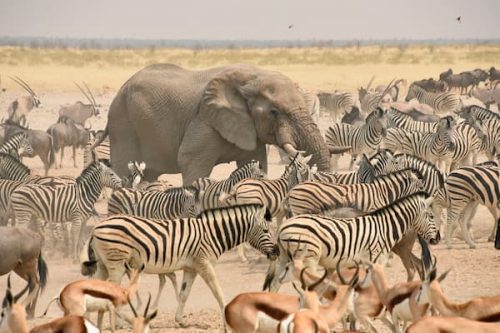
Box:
left=283, top=143, right=305, bottom=157
left=328, top=146, right=352, bottom=154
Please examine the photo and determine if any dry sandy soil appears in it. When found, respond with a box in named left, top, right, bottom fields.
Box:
left=0, top=90, right=499, bottom=333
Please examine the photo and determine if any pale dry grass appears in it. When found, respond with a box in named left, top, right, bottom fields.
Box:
left=0, top=44, right=498, bottom=93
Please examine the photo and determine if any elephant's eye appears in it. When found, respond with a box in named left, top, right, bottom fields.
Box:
left=270, top=108, right=279, bottom=117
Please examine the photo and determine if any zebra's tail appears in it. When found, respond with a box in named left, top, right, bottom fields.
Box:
left=80, top=237, right=97, bottom=276
left=37, top=252, right=48, bottom=291
left=495, top=218, right=500, bottom=250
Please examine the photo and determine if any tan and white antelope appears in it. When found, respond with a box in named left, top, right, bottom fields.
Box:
left=0, top=275, right=99, bottom=333
left=42, top=264, right=143, bottom=332
left=416, top=255, right=500, bottom=322
left=407, top=316, right=500, bottom=333
left=277, top=264, right=360, bottom=333
left=116, top=293, right=157, bottom=333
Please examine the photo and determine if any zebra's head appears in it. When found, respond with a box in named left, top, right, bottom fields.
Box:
left=16, top=132, right=33, bottom=156
left=286, top=154, right=313, bottom=187
left=98, top=162, right=122, bottom=190
left=366, top=108, right=388, bottom=137
left=412, top=195, right=440, bottom=245
left=436, top=117, right=456, bottom=151
left=247, top=206, right=279, bottom=260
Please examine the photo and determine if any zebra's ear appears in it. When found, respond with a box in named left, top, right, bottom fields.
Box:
left=424, top=196, right=434, bottom=208
left=91, top=149, right=97, bottom=163
left=128, top=161, right=134, bottom=171
left=139, top=162, right=146, bottom=171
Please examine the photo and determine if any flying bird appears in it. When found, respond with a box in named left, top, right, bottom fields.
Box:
left=288, top=24, right=294, bottom=30
left=456, top=16, right=461, bottom=23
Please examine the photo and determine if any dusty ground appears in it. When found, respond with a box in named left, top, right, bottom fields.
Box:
left=0, top=90, right=499, bottom=333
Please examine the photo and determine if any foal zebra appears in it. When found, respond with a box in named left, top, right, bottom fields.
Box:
left=326, top=108, right=388, bottom=169
left=11, top=161, right=122, bottom=259
left=264, top=192, right=440, bottom=292
left=0, top=132, right=33, bottom=160
left=405, top=83, right=460, bottom=114
left=430, top=164, right=499, bottom=249
left=81, top=204, right=278, bottom=328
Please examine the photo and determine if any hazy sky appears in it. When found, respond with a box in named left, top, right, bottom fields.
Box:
left=1, top=0, right=499, bottom=40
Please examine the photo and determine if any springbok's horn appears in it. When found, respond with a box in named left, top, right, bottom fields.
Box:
left=366, top=75, right=376, bottom=90
left=376, top=78, right=396, bottom=106
left=14, top=76, right=37, bottom=97
left=74, top=81, right=94, bottom=105
left=10, top=76, right=35, bottom=97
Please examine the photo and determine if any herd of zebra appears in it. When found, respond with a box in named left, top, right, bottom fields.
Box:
left=1, top=69, right=500, bottom=333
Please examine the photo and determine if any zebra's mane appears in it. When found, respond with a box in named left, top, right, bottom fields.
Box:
left=394, top=153, right=445, bottom=187
left=0, top=152, right=30, bottom=172
left=364, top=108, right=384, bottom=123
left=372, top=167, right=424, bottom=182
left=363, top=191, right=430, bottom=217
left=197, top=203, right=271, bottom=220
left=164, top=186, right=196, bottom=195
left=228, top=161, right=258, bottom=179
left=468, top=105, right=500, bottom=120
left=76, top=162, right=102, bottom=182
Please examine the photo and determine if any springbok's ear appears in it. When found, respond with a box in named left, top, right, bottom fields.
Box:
left=146, top=309, right=158, bottom=322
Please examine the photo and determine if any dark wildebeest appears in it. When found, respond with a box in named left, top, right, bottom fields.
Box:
left=5, top=76, right=42, bottom=126
left=58, top=82, right=100, bottom=126
left=439, top=69, right=476, bottom=94
left=0, top=226, right=48, bottom=318
left=1, top=120, right=55, bottom=175
left=489, top=67, right=500, bottom=86
left=341, top=106, right=365, bottom=126
left=413, top=78, right=447, bottom=93
left=470, top=68, right=489, bottom=89
left=47, top=116, right=91, bottom=168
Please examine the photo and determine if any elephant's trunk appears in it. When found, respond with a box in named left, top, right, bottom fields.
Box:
left=283, top=113, right=330, bottom=171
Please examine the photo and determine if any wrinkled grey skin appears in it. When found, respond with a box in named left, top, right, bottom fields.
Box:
left=99, top=64, right=330, bottom=184
left=1, top=121, right=55, bottom=175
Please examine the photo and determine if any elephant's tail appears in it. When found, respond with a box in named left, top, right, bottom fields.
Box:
left=91, top=125, right=109, bottom=150
left=47, top=130, right=56, bottom=168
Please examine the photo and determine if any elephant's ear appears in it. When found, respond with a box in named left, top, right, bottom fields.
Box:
left=199, top=70, right=257, bottom=151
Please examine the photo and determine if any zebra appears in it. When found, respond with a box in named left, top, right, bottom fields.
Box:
left=430, top=164, right=499, bottom=249
left=285, top=168, right=424, bottom=217
left=385, top=107, right=439, bottom=132
left=263, top=192, right=440, bottom=292
left=358, top=87, right=388, bottom=114
left=445, top=121, right=486, bottom=171
left=317, top=91, right=356, bottom=122
left=10, top=161, right=122, bottom=259
left=326, top=107, right=388, bottom=169
left=108, top=186, right=200, bottom=220
left=383, top=116, right=456, bottom=169
left=84, top=130, right=110, bottom=167
left=310, top=149, right=398, bottom=185
left=456, top=105, right=500, bottom=160
left=80, top=204, right=278, bottom=328
left=405, top=83, right=459, bottom=114
left=0, top=132, right=33, bottom=160
left=198, top=160, right=265, bottom=211
left=219, top=155, right=312, bottom=225
left=121, top=161, right=146, bottom=189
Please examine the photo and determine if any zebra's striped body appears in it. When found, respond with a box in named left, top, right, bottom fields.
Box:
left=0, top=132, right=33, bottom=160
left=430, top=164, right=499, bottom=249
left=405, top=83, right=459, bottom=114
left=385, top=107, right=438, bottom=132
left=457, top=105, right=500, bottom=160
left=11, top=162, right=122, bottom=258
left=264, top=192, right=440, bottom=291
left=383, top=117, right=455, bottom=167
left=121, top=161, right=146, bottom=189
left=446, top=122, right=485, bottom=170
left=136, top=180, right=173, bottom=192
left=198, top=161, right=264, bottom=210
left=317, top=91, right=355, bottom=122
left=285, top=168, right=423, bottom=216
left=219, top=156, right=312, bottom=222
left=108, top=186, right=199, bottom=219
left=326, top=108, right=388, bottom=169
left=358, top=88, right=385, bottom=114
left=83, top=204, right=277, bottom=326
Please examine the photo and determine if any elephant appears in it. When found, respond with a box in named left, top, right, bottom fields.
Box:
left=95, top=64, right=331, bottom=184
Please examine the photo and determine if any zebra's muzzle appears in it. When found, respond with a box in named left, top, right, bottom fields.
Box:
left=266, top=244, right=280, bottom=261
left=429, top=231, right=441, bottom=245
